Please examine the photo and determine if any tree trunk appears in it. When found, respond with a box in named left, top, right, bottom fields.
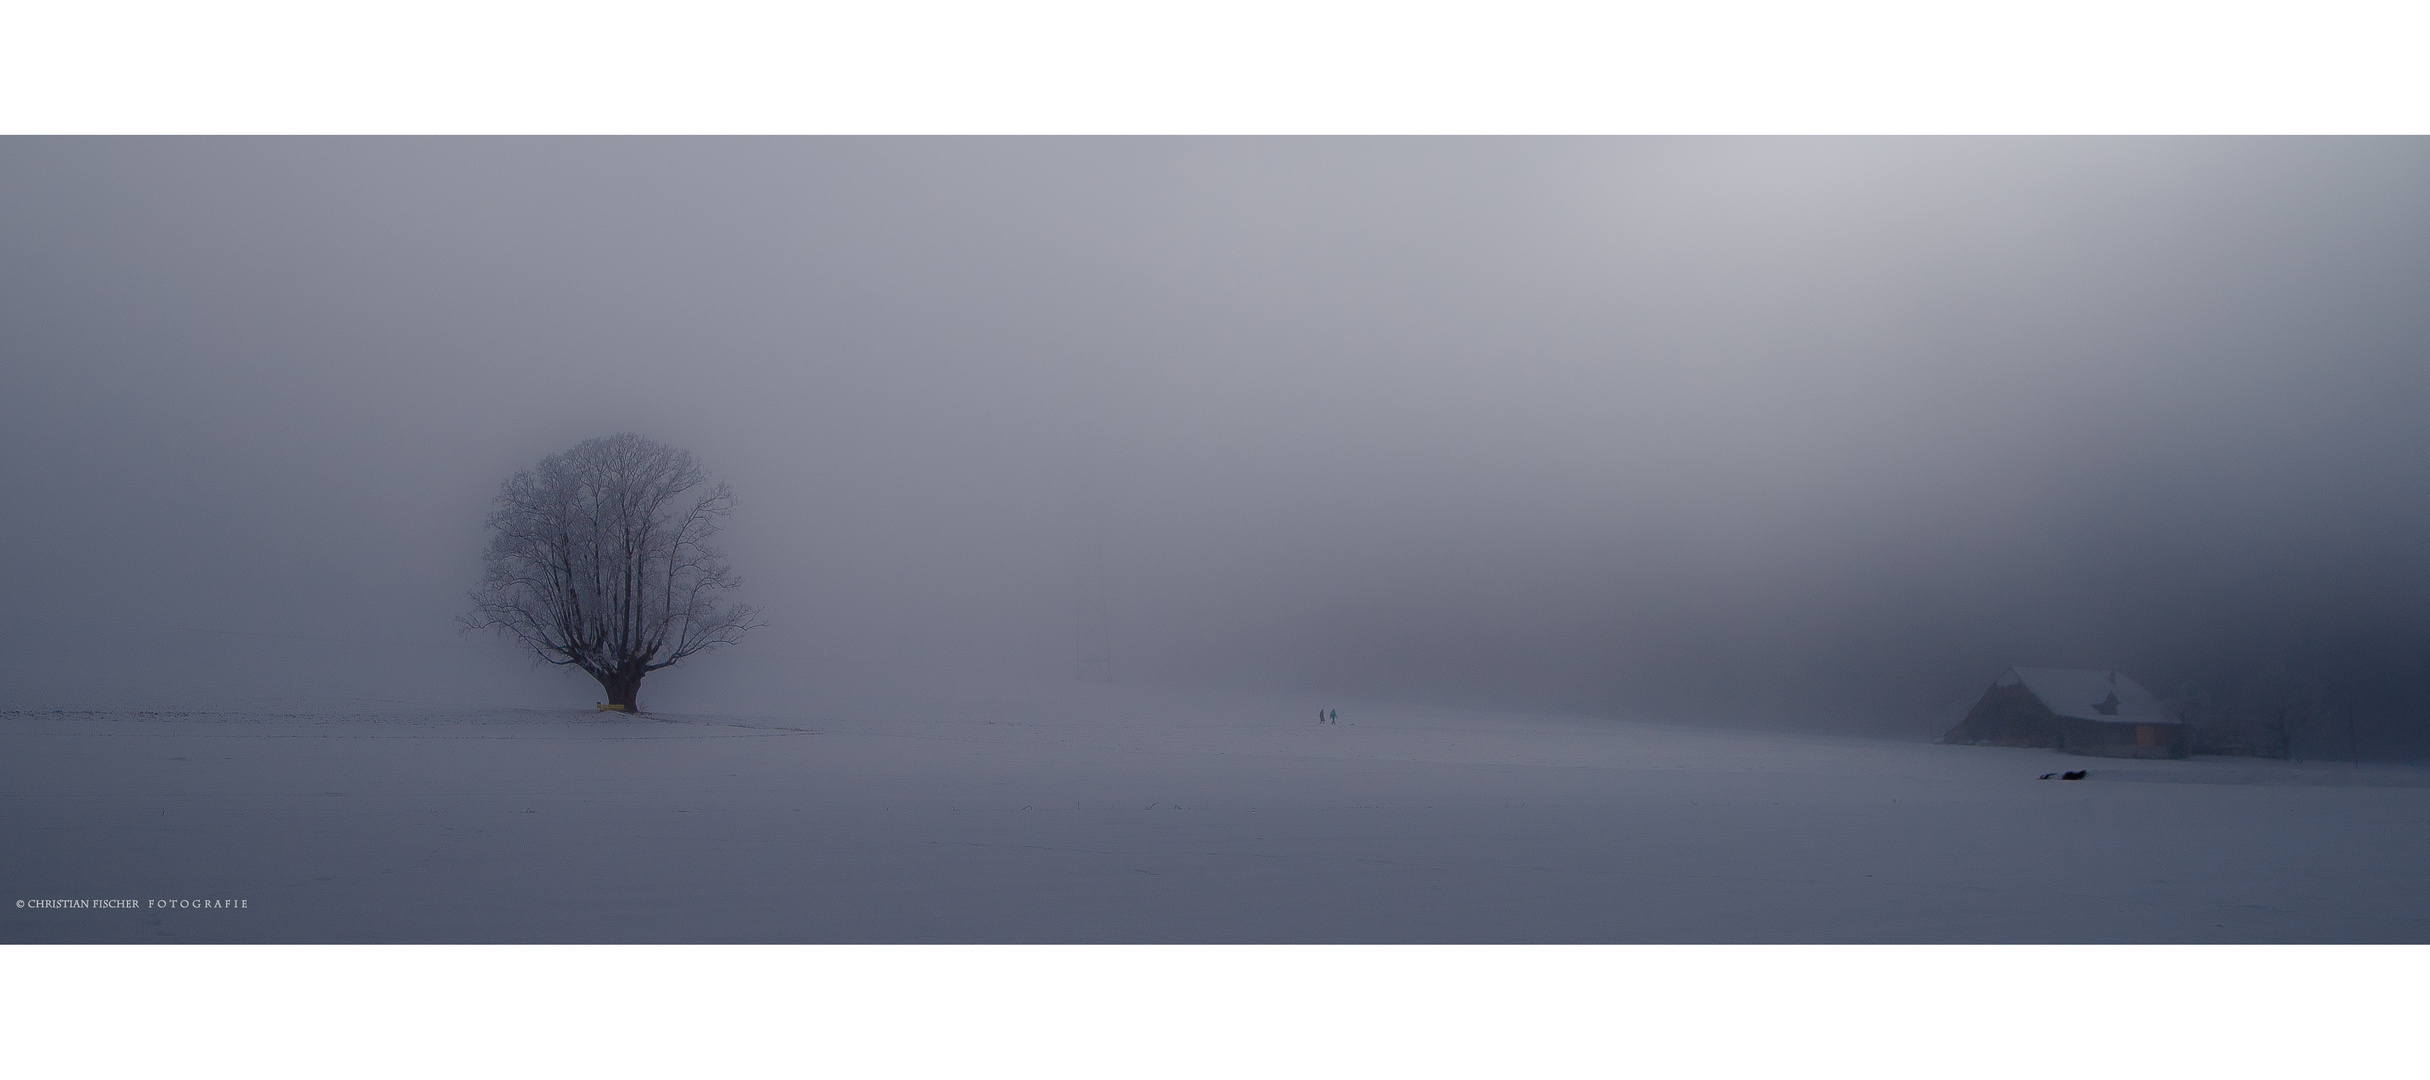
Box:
left=596, top=671, right=644, bottom=714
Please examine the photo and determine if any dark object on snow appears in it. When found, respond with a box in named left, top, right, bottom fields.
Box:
left=2062, top=770, right=2087, bottom=780
left=1940, top=668, right=2193, bottom=759
left=2038, top=773, right=2057, bottom=780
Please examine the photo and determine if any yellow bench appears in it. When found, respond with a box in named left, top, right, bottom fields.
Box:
left=596, top=703, right=628, bottom=712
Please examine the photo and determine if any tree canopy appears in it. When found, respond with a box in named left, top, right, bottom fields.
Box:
left=464, top=433, right=761, bottom=711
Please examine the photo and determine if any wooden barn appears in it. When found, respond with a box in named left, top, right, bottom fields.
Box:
left=1940, top=667, right=2193, bottom=759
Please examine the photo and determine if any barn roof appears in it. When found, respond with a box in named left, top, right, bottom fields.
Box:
left=1998, top=667, right=2181, bottom=724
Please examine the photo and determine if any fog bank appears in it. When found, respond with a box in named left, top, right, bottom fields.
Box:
left=5, top=138, right=2427, bottom=745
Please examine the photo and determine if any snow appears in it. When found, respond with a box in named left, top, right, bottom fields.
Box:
left=2004, top=666, right=2180, bottom=724
left=6, top=680, right=2426, bottom=942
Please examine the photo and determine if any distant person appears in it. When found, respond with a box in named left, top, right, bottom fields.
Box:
left=1329, top=709, right=1337, bottom=724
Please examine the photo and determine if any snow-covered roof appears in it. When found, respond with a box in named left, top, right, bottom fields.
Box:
left=1996, top=667, right=2181, bottom=724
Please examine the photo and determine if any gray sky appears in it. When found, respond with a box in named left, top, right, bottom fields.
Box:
left=4, top=138, right=2427, bottom=733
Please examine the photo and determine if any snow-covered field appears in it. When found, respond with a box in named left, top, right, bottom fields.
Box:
left=7, top=682, right=2427, bottom=943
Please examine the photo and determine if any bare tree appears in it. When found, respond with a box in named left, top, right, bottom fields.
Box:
left=463, top=433, right=762, bottom=712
